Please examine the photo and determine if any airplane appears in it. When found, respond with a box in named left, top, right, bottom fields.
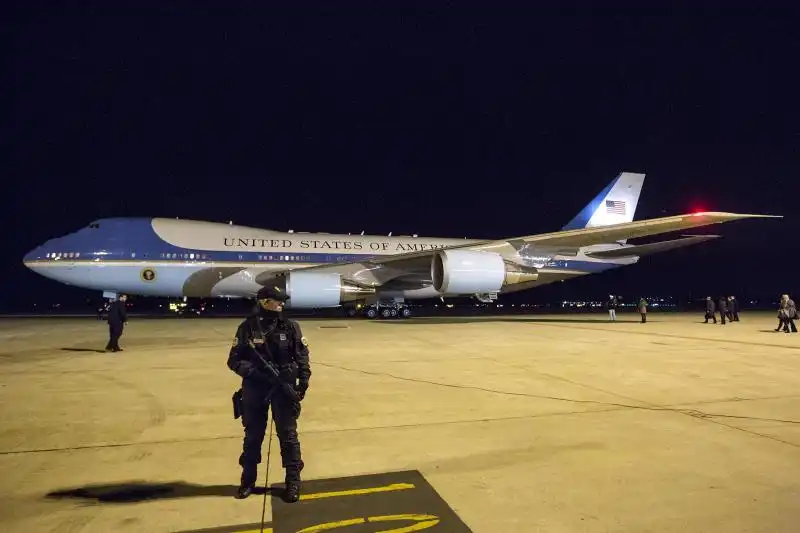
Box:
left=23, top=172, right=779, bottom=318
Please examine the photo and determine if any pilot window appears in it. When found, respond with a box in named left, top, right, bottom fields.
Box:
left=88, top=223, right=100, bottom=229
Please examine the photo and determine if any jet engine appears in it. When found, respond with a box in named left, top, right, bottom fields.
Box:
left=431, top=250, right=539, bottom=294
left=262, top=271, right=375, bottom=308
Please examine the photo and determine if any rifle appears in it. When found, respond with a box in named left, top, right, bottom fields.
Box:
left=250, top=318, right=301, bottom=404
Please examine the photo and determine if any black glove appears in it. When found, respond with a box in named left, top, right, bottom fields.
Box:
left=295, top=381, right=308, bottom=401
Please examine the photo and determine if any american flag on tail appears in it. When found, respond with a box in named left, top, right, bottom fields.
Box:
left=605, top=200, right=626, bottom=215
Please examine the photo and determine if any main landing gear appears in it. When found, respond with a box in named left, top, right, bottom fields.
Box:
left=345, top=300, right=412, bottom=319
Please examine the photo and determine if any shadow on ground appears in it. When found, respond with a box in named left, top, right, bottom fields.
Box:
left=60, top=347, right=107, bottom=353
left=45, top=481, right=265, bottom=503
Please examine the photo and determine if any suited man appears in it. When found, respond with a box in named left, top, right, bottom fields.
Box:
left=105, top=295, right=128, bottom=352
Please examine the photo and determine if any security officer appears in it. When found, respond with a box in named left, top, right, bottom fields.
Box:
left=227, top=284, right=311, bottom=503
left=717, top=296, right=727, bottom=325
left=704, top=296, right=716, bottom=323
left=105, top=295, right=127, bottom=352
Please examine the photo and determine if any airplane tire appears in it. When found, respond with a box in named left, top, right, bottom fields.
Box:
left=366, top=308, right=377, bottom=319
left=390, top=308, right=398, bottom=317
left=401, top=307, right=411, bottom=318
left=381, top=308, right=392, bottom=319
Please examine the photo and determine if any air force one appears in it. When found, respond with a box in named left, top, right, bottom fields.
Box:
left=23, top=172, right=778, bottom=318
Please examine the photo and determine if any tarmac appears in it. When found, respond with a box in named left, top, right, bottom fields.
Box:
left=0, top=311, right=798, bottom=533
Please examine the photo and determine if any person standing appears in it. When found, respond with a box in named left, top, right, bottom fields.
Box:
left=606, top=295, right=618, bottom=321
left=730, top=296, right=740, bottom=321
left=227, top=285, right=311, bottom=503
left=777, top=294, right=797, bottom=333
left=638, top=298, right=648, bottom=323
left=105, top=295, right=127, bottom=352
left=704, top=297, right=716, bottom=323
left=717, top=296, right=727, bottom=325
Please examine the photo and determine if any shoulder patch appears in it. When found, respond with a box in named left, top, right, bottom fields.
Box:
left=301, top=336, right=309, bottom=347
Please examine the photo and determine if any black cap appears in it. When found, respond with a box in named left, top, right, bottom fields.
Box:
left=256, top=285, right=290, bottom=302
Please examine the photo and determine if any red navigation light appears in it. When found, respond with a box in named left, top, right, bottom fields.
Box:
left=689, top=204, right=708, bottom=216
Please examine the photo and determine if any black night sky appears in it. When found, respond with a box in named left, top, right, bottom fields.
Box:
left=7, top=2, right=800, bottom=311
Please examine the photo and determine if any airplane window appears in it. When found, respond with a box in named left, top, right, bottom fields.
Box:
left=88, top=223, right=100, bottom=229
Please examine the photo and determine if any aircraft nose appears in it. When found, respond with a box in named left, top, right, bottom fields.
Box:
left=23, top=245, right=44, bottom=265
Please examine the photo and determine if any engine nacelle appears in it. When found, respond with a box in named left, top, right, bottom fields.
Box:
left=264, top=271, right=375, bottom=308
left=431, top=250, right=539, bottom=294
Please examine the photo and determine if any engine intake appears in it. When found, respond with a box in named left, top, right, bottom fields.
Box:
left=431, top=250, right=539, bottom=294
left=263, top=271, right=375, bottom=308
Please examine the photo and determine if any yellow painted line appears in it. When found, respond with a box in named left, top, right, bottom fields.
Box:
left=296, top=514, right=439, bottom=533
left=368, top=514, right=440, bottom=533
left=299, top=482, right=415, bottom=501
left=297, top=518, right=365, bottom=532
left=233, top=529, right=272, bottom=533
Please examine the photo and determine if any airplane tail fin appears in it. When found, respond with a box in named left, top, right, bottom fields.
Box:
left=561, top=171, right=646, bottom=242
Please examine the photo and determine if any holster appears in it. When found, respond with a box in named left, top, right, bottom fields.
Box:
left=232, top=389, right=243, bottom=419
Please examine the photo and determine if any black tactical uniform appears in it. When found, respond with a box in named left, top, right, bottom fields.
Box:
left=105, top=297, right=127, bottom=352
left=227, top=285, right=311, bottom=503
left=704, top=297, right=716, bottom=323
left=730, top=296, right=740, bottom=321
left=717, top=297, right=727, bottom=325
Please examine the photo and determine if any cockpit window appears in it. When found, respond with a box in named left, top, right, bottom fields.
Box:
left=88, top=223, right=100, bottom=229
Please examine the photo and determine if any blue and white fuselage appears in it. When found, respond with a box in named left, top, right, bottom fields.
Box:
left=23, top=217, right=628, bottom=300
left=22, top=172, right=776, bottom=307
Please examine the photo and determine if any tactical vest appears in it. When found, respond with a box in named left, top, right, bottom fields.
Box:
left=246, top=316, right=297, bottom=377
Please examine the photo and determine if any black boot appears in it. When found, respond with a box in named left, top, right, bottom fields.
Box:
left=235, top=470, right=257, bottom=500
left=283, top=467, right=302, bottom=503
left=284, top=479, right=301, bottom=503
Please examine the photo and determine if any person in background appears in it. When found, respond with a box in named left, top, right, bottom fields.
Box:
left=729, top=296, right=740, bottom=322
left=606, top=294, right=618, bottom=322
left=776, top=294, right=797, bottom=333
left=717, top=296, right=727, bottom=325
left=105, top=295, right=128, bottom=352
left=96, top=301, right=108, bottom=320
left=638, top=298, right=648, bottom=323
left=704, top=297, right=716, bottom=323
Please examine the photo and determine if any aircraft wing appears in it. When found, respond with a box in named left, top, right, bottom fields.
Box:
left=499, top=212, right=779, bottom=250
left=584, top=234, right=721, bottom=259
left=257, top=211, right=779, bottom=287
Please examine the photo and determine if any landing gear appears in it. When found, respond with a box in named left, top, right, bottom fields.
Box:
left=362, top=300, right=411, bottom=319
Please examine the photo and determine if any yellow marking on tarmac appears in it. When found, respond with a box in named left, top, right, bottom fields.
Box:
left=297, top=517, right=364, bottom=532
left=296, top=514, right=440, bottom=533
left=299, top=482, right=415, bottom=501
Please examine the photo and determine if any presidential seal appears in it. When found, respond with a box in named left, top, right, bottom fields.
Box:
left=141, top=268, right=157, bottom=282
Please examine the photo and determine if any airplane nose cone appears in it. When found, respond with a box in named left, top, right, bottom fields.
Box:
left=23, top=246, right=42, bottom=265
